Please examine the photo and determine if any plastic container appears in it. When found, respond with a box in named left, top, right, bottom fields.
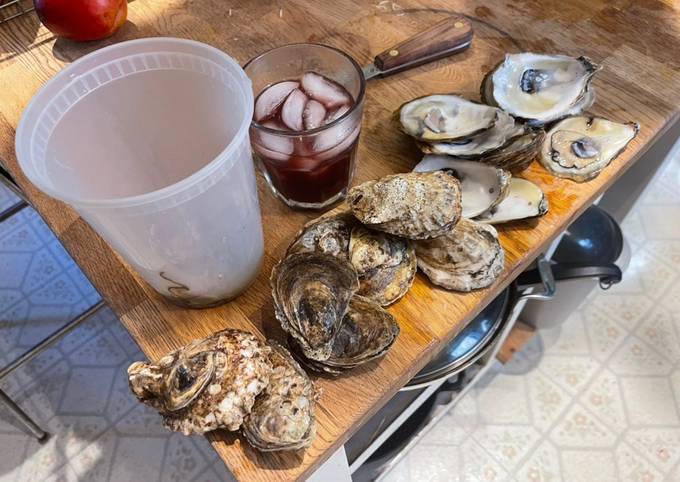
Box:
left=16, top=38, right=264, bottom=308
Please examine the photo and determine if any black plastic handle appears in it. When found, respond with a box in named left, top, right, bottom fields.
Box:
left=517, top=262, right=622, bottom=290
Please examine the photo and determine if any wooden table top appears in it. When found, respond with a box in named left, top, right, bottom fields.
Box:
left=2, top=1, right=680, bottom=480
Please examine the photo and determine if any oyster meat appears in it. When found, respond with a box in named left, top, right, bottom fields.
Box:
left=243, top=341, right=317, bottom=452
left=127, top=329, right=273, bottom=435
left=485, top=53, right=601, bottom=125
left=271, top=252, right=359, bottom=361
left=475, top=177, right=548, bottom=224
left=539, top=116, right=639, bottom=182
left=348, top=171, right=462, bottom=240
left=290, top=295, right=400, bottom=375
left=413, top=155, right=511, bottom=218
left=349, top=226, right=417, bottom=306
left=418, top=109, right=525, bottom=157
left=399, top=95, right=499, bottom=141
left=415, top=218, right=505, bottom=292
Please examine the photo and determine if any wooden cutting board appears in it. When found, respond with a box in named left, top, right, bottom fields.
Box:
left=1, top=0, right=680, bottom=480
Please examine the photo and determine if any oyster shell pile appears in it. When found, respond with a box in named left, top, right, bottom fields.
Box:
left=127, top=329, right=317, bottom=451
left=539, top=116, right=639, bottom=182
left=413, top=156, right=548, bottom=225
left=399, top=94, right=542, bottom=173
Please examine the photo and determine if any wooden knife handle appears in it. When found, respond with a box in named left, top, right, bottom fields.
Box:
left=374, top=16, right=473, bottom=75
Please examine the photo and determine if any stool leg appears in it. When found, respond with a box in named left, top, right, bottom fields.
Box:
left=0, top=388, right=47, bottom=441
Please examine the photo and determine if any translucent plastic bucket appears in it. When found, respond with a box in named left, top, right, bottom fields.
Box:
left=16, top=38, right=264, bottom=308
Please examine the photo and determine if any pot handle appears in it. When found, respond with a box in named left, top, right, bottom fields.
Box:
left=516, top=256, right=556, bottom=302
left=517, top=262, right=622, bottom=291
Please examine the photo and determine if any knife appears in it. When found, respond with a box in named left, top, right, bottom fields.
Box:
left=362, top=16, right=474, bottom=80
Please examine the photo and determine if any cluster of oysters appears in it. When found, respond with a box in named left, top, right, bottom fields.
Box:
left=401, top=52, right=639, bottom=186
left=127, top=330, right=317, bottom=451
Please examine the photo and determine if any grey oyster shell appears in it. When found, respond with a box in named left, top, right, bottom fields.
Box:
left=348, top=171, right=462, bottom=240
left=286, top=211, right=356, bottom=258
left=127, top=329, right=273, bottom=435
left=243, top=341, right=317, bottom=451
left=271, top=252, right=359, bottom=361
left=289, top=295, right=400, bottom=375
left=414, top=218, right=505, bottom=292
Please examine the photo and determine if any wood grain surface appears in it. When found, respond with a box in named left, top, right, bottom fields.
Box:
left=1, top=1, right=680, bottom=480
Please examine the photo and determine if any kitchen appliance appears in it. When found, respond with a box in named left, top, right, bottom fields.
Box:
left=16, top=38, right=263, bottom=308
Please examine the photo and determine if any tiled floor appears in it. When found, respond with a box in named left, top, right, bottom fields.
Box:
left=0, top=146, right=677, bottom=481
left=383, top=152, right=680, bottom=480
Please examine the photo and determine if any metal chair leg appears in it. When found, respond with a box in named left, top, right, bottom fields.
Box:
left=0, top=388, right=47, bottom=441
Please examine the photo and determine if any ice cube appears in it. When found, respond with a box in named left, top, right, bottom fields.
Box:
left=254, top=120, right=294, bottom=161
left=303, top=100, right=327, bottom=130
left=301, top=72, right=350, bottom=109
left=313, top=123, right=361, bottom=161
left=324, top=103, right=351, bottom=125
left=254, top=81, right=299, bottom=122
left=281, top=89, right=307, bottom=131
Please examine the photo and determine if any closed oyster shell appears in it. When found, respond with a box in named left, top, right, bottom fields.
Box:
left=243, top=341, right=317, bottom=451
left=127, top=329, right=273, bottom=435
left=349, top=226, right=416, bottom=306
left=539, top=116, right=639, bottom=182
left=348, top=171, right=462, bottom=240
left=286, top=211, right=356, bottom=258
left=271, top=252, right=359, bottom=361
left=479, top=129, right=545, bottom=173
left=290, top=295, right=400, bottom=375
left=399, top=95, right=499, bottom=142
left=486, top=53, right=600, bottom=125
left=415, top=218, right=505, bottom=291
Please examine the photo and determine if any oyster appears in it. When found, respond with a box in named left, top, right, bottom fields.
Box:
left=399, top=95, right=499, bottom=141
left=127, top=329, right=273, bottom=435
left=415, top=218, right=504, bottom=292
left=290, top=296, right=399, bottom=375
left=479, top=129, right=545, bottom=172
left=475, top=177, right=548, bottom=224
left=271, top=252, right=359, bottom=361
left=243, top=341, right=317, bottom=451
left=413, top=155, right=511, bottom=218
left=349, top=226, right=417, bottom=306
left=286, top=211, right=356, bottom=258
left=539, top=116, right=639, bottom=182
left=418, top=110, right=525, bottom=157
left=485, top=53, right=601, bottom=125
left=348, top=171, right=462, bottom=240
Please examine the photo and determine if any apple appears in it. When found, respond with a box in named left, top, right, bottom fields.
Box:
left=34, top=0, right=127, bottom=42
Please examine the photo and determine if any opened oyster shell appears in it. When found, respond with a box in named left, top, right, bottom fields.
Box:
left=127, top=329, right=273, bottom=435
left=539, top=116, right=639, bottom=182
left=415, top=218, right=504, bottom=292
left=271, top=252, right=359, bottom=361
left=287, top=212, right=416, bottom=306
left=413, top=155, right=511, bottom=218
left=475, top=177, right=548, bottom=224
left=484, top=53, right=600, bottom=125
left=243, top=341, right=316, bottom=452
left=399, top=95, right=498, bottom=142
left=418, top=109, right=525, bottom=157
left=479, top=129, right=545, bottom=173
left=290, top=295, right=399, bottom=375
left=348, top=171, right=462, bottom=240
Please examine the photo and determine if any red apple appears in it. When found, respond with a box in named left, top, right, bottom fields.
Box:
left=34, top=0, right=127, bottom=42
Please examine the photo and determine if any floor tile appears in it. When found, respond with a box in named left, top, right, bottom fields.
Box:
left=549, top=403, right=617, bottom=448
left=619, top=377, right=680, bottom=426
left=615, top=442, right=665, bottom=482
left=608, top=336, right=673, bottom=377
left=560, top=450, right=617, bottom=482
left=526, top=371, right=571, bottom=431
left=108, top=436, right=166, bottom=482
left=458, top=438, right=509, bottom=482
left=515, top=440, right=562, bottom=482
left=579, top=369, right=628, bottom=435
left=471, top=424, right=541, bottom=472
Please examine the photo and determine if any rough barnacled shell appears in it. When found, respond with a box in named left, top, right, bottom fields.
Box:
left=418, top=110, right=525, bottom=157
left=413, top=155, right=511, bottom=218
left=539, top=116, right=639, bottom=182
left=271, top=252, right=359, bottom=361
left=479, top=129, right=545, bottom=172
left=290, top=296, right=400, bottom=375
left=349, top=226, right=416, bottom=306
left=286, top=211, right=356, bottom=258
left=243, top=341, right=316, bottom=451
left=475, top=178, right=548, bottom=224
left=487, top=53, right=600, bottom=125
left=414, top=218, right=504, bottom=292
left=348, top=171, right=462, bottom=240
left=127, top=329, right=273, bottom=435
left=399, top=95, right=499, bottom=142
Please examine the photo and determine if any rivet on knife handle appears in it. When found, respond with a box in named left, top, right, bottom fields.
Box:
left=373, top=16, right=473, bottom=77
